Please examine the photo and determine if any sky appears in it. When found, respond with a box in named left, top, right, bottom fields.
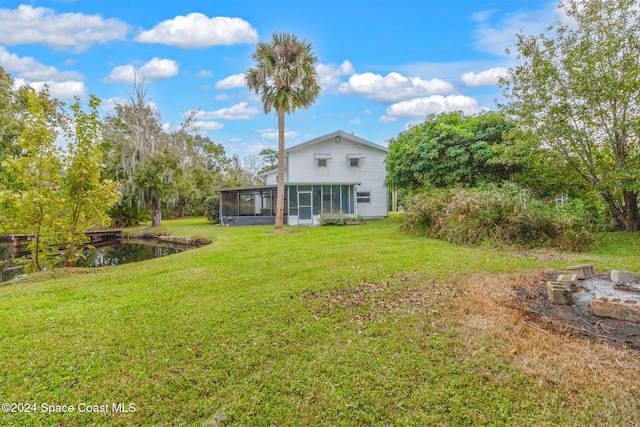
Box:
left=0, top=0, right=565, bottom=158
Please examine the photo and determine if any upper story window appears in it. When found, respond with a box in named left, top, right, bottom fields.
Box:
left=347, top=154, right=364, bottom=168
left=315, top=154, right=331, bottom=168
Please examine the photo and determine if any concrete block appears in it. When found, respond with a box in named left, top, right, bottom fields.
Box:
left=590, top=296, right=640, bottom=323
left=566, top=264, right=596, bottom=279
left=610, top=270, right=639, bottom=284
left=556, top=274, right=579, bottom=291
left=547, top=281, right=573, bottom=305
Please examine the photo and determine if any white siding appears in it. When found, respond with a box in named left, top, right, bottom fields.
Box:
left=286, top=136, right=388, bottom=217
left=264, top=170, right=277, bottom=185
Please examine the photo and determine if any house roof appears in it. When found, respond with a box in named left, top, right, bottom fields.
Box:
left=286, top=130, right=388, bottom=153
left=259, top=168, right=278, bottom=179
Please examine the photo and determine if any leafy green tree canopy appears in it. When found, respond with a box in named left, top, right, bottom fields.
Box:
left=0, top=89, right=66, bottom=270
left=385, top=111, right=516, bottom=190
left=500, top=0, right=640, bottom=231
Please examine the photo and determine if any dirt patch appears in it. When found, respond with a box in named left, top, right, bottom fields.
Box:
left=458, top=272, right=639, bottom=419
left=513, top=272, right=640, bottom=351
left=303, top=274, right=452, bottom=325
left=267, top=228, right=304, bottom=235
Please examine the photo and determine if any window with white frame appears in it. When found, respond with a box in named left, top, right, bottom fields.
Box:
left=315, top=154, right=331, bottom=167
left=356, top=191, right=371, bottom=203
left=347, top=154, right=364, bottom=167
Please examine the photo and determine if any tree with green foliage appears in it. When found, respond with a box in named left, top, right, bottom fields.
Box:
left=61, top=96, right=120, bottom=265
left=0, top=90, right=65, bottom=270
left=103, top=84, right=182, bottom=227
left=385, top=111, right=517, bottom=191
left=258, top=148, right=278, bottom=174
left=170, top=134, right=229, bottom=218
left=246, top=32, right=321, bottom=228
left=0, top=67, right=20, bottom=164
left=500, top=0, right=640, bottom=231
left=0, top=67, right=66, bottom=171
left=103, top=84, right=229, bottom=226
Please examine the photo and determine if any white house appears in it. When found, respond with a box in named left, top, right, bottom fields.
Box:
left=216, top=130, right=388, bottom=226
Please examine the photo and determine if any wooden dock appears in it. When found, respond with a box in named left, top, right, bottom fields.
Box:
left=85, top=229, right=123, bottom=243
left=8, top=229, right=123, bottom=248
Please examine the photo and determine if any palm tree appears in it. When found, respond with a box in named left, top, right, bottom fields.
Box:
left=246, top=32, right=320, bottom=228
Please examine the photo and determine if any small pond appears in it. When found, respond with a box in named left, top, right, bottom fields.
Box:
left=74, top=239, right=186, bottom=267
left=0, top=237, right=202, bottom=282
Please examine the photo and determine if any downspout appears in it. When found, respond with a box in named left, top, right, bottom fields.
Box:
left=218, top=191, right=224, bottom=226
left=385, top=184, right=389, bottom=217
left=285, top=151, right=289, bottom=183
left=354, top=184, right=359, bottom=217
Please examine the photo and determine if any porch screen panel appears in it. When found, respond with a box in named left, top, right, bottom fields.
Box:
left=288, top=186, right=298, bottom=216
left=239, top=192, right=254, bottom=216
left=349, top=186, right=355, bottom=214
left=332, top=185, right=341, bottom=212
left=341, top=185, right=351, bottom=214
left=221, top=192, right=238, bottom=216
left=322, top=185, right=331, bottom=213
left=313, top=185, right=322, bottom=215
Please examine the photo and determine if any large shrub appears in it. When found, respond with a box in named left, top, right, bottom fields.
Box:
left=404, top=184, right=594, bottom=251
left=204, top=195, right=220, bottom=224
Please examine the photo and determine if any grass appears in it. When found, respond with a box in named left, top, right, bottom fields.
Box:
left=0, top=218, right=638, bottom=426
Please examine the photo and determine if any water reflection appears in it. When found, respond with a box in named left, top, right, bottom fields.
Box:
left=0, top=239, right=191, bottom=281
left=75, top=240, right=184, bottom=267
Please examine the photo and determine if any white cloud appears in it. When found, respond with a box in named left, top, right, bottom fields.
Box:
left=198, top=121, right=225, bottom=131
left=135, top=13, right=258, bottom=49
left=215, top=73, right=246, bottom=89
left=196, top=102, right=259, bottom=121
left=472, top=5, right=558, bottom=56
left=101, top=97, right=126, bottom=112
left=461, top=67, right=508, bottom=87
left=103, top=58, right=179, bottom=83
left=380, top=95, right=481, bottom=123
left=0, top=46, right=86, bottom=99
left=317, top=60, right=355, bottom=89
left=139, top=58, right=179, bottom=80
left=197, top=70, right=214, bottom=78
left=258, top=128, right=299, bottom=139
left=15, top=78, right=86, bottom=99
left=349, top=118, right=361, bottom=125
left=338, top=72, right=453, bottom=103
left=214, top=93, right=230, bottom=101
left=0, top=46, right=83, bottom=82
left=0, top=5, right=128, bottom=53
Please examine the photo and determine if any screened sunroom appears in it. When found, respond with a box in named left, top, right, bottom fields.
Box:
left=216, top=183, right=359, bottom=226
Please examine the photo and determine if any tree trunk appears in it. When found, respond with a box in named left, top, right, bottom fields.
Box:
left=151, top=190, right=162, bottom=227
left=275, top=107, right=286, bottom=229
left=623, top=190, right=640, bottom=231
left=603, top=190, right=640, bottom=231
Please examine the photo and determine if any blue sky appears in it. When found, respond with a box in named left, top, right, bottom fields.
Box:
left=0, top=0, right=563, bottom=157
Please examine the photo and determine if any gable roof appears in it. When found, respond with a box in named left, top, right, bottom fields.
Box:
left=286, top=130, right=388, bottom=154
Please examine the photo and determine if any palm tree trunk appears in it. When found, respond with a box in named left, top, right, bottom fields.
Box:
left=275, top=107, right=286, bottom=228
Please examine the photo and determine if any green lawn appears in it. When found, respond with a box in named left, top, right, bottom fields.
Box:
left=1, top=218, right=638, bottom=426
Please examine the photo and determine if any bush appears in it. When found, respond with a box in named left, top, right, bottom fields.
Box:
left=203, top=196, right=220, bottom=224
left=108, top=203, right=149, bottom=228
left=320, top=212, right=347, bottom=226
left=404, top=184, right=594, bottom=251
